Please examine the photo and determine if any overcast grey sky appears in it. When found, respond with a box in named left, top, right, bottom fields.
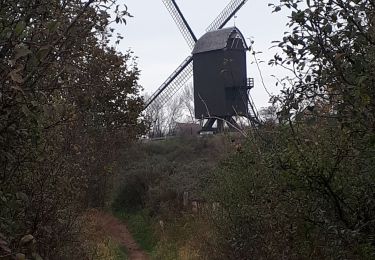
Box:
left=114, top=0, right=290, bottom=109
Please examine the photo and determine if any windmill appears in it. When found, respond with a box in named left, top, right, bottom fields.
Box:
left=145, top=0, right=259, bottom=133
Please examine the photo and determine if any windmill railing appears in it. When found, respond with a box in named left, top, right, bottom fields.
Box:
left=247, top=78, right=254, bottom=89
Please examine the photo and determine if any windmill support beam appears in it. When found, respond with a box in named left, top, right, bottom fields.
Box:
left=201, top=116, right=242, bottom=133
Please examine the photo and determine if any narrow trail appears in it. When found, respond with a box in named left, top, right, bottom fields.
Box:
left=92, top=211, right=149, bottom=260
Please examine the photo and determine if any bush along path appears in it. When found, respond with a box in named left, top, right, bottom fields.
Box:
left=91, top=210, right=149, bottom=260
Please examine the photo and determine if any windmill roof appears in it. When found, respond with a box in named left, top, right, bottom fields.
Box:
left=192, top=27, right=247, bottom=54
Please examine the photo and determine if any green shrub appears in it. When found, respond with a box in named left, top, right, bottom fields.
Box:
left=208, top=123, right=375, bottom=259
left=113, top=137, right=229, bottom=217
left=112, top=176, right=147, bottom=212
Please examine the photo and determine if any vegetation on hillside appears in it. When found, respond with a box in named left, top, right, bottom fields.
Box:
left=110, top=136, right=236, bottom=258
left=112, top=136, right=231, bottom=216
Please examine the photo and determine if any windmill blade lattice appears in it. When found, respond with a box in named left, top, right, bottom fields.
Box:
left=206, top=0, right=248, bottom=32
left=145, top=56, right=193, bottom=110
left=162, top=0, right=197, bottom=50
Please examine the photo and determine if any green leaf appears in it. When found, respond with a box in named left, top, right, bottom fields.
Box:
left=324, top=24, right=332, bottom=34
left=14, top=44, right=32, bottom=60
left=21, top=105, right=30, bottom=116
left=31, top=101, right=39, bottom=107
left=27, top=54, right=39, bottom=68
left=357, top=75, right=368, bottom=86
left=0, top=195, right=6, bottom=202
left=273, top=6, right=282, bottom=13
left=16, top=192, right=28, bottom=202
left=32, top=253, right=43, bottom=260
left=1, top=27, right=13, bottom=39
left=15, top=21, right=26, bottom=35
left=47, top=21, right=59, bottom=33
left=9, top=70, right=24, bottom=83
left=305, top=75, right=311, bottom=83
left=36, top=46, right=50, bottom=61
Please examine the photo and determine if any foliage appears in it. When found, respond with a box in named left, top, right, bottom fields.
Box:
left=112, top=136, right=231, bottom=217
left=0, top=0, right=145, bottom=258
left=269, top=0, right=374, bottom=129
left=209, top=122, right=375, bottom=259
left=206, top=0, right=375, bottom=259
left=112, top=177, right=147, bottom=212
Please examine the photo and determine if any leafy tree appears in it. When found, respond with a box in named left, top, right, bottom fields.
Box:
left=0, top=0, right=145, bottom=258
left=270, top=0, right=374, bottom=129
left=207, top=0, right=375, bottom=259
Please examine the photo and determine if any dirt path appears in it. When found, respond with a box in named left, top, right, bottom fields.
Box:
left=91, top=211, right=149, bottom=260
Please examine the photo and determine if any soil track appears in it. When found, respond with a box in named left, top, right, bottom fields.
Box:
left=92, top=211, right=149, bottom=260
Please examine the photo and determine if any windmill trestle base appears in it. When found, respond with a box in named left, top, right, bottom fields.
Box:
left=200, top=116, right=241, bottom=133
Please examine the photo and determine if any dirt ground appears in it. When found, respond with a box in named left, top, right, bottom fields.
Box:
left=90, top=210, right=149, bottom=260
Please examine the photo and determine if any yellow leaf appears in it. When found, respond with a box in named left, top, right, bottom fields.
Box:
left=20, top=234, right=34, bottom=245
left=9, top=70, right=24, bottom=83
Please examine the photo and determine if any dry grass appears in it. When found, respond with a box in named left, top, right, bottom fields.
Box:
left=79, top=209, right=128, bottom=260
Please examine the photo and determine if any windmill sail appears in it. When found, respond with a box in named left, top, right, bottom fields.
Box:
left=145, top=56, right=193, bottom=110
left=162, top=0, right=197, bottom=50
left=206, top=0, right=248, bottom=32
left=145, top=0, right=248, bottom=110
